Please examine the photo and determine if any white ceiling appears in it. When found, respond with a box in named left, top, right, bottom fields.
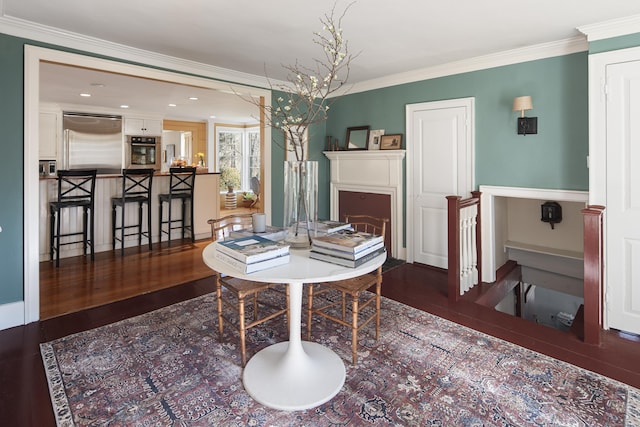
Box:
left=5, top=0, right=640, bottom=121
left=39, top=62, right=259, bottom=123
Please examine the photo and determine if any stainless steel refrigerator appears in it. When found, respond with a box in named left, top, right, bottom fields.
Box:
left=63, top=113, right=123, bottom=174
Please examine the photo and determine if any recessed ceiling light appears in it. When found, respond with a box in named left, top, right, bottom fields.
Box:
left=168, top=103, right=177, bottom=107
left=120, top=105, right=129, bottom=109
left=90, top=83, right=105, bottom=88
left=209, top=115, right=217, bottom=119
left=189, top=97, right=198, bottom=101
left=80, top=93, right=91, bottom=97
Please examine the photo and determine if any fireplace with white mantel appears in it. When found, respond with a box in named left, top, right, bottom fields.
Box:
left=324, top=150, right=406, bottom=259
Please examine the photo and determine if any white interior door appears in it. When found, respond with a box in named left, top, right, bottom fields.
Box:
left=407, top=98, right=474, bottom=268
left=605, top=60, right=640, bottom=335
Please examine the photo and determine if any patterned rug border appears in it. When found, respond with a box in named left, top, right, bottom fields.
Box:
left=41, top=342, right=73, bottom=427
left=40, top=292, right=640, bottom=426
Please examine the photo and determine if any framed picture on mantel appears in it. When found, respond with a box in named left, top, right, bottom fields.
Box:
left=380, top=134, right=403, bottom=150
left=368, top=129, right=384, bottom=150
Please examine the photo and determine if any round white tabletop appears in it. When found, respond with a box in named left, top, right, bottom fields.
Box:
left=202, top=243, right=386, bottom=411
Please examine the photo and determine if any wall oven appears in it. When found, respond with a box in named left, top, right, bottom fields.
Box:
left=126, top=136, right=161, bottom=170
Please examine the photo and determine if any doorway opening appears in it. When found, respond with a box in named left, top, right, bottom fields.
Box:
left=25, top=46, right=272, bottom=324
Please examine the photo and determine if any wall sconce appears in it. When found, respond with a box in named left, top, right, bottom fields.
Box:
left=512, top=95, right=537, bottom=136
left=541, top=201, right=562, bottom=229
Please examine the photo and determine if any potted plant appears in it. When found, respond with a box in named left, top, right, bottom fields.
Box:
left=219, top=167, right=240, bottom=193
left=242, top=192, right=257, bottom=208
left=220, top=167, right=241, bottom=210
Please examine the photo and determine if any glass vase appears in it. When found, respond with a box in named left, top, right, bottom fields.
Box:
left=283, top=160, right=318, bottom=249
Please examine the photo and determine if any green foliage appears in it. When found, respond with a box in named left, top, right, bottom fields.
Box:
left=220, top=167, right=241, bottom=191
left=242, top=192, right=256, bottom=201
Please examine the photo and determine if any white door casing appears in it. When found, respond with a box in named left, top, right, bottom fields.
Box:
left=603, top=60, right=640, bottom=335
left=406, top=98, right=475, bottom=267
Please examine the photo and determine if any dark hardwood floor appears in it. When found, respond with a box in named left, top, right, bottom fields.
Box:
left=1, top=239, right=638, bottom=426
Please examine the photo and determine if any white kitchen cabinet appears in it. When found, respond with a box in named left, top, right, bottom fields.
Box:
left=124, top=117, right=163, bottom=135
left=39, top=110, right=60, bottom=160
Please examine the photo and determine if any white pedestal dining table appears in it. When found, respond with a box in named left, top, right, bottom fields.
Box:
left=202, top=242, right=386, bottom=411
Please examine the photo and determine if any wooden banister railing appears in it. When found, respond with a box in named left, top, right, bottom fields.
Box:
left=582, top=205, right=605, bottom=345
left=447, top=191, right=482, bottom=303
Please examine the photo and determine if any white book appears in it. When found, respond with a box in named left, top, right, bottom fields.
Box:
left=311, top=230, right=384, bottom=254
left=309, top=247, right=386, bottom=268
left=311, top=241, right=385, bottom=260
left=214, top=249, right=290, bottom=273
left=215, top=235, right=290, bottom=263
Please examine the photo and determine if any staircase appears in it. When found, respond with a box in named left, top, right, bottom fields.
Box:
left=447, top=193, right=605, bottom=345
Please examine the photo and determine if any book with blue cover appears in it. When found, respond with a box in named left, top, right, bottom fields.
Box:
left=215, top=235, right=290, bottom=263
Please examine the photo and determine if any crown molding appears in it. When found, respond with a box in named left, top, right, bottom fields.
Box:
left=2, top=13, right=589, bottom=97
left=347, top=36, right=588, bottom=95
left=0, top=14, right=284, bottom=90
left=577, top=14, right=640, bottom=41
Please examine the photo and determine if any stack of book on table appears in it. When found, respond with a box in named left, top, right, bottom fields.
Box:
left=214, top=235, right=290, bottom=273
left=310, top=230, right=386, bottom=267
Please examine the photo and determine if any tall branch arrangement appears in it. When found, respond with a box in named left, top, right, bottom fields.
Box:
left=249, top=4, right=356, bottom=161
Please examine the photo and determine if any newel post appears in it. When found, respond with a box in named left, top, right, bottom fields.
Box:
left=582, top=205, right=605, bottom=345
left=447, top=195, right=461, bottom=303
left=471, top=191, right=482, bottom=284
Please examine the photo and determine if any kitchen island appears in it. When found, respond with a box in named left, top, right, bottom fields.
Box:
left=38, top=171, right=220, bottom=261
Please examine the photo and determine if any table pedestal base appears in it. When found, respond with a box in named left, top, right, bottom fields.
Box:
left=242, top=340, right=346, bottom=411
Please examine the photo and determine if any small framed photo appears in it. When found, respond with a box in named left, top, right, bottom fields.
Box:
left=368, top=129, right=384, bottom=150
left=379, top=134, right=402, bottom=150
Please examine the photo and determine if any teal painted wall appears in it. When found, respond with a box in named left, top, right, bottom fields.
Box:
left=0, top=34, right=25, bottom=304
left=326, top=53, right=590, bottom=194
left=589, top=32, right=640, bottom=54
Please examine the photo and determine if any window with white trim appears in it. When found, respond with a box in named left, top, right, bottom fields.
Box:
left=216, top=126, right=260, bottom=192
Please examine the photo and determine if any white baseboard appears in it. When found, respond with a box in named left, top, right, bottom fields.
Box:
left=0, top=301, right=25, bottom=331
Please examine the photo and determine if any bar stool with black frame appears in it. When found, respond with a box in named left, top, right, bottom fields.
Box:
left=158, top=166, right=196, bottom=247
left=49, top=169, right=97, bottom=268
left=111, top=168, right=154, bottom=255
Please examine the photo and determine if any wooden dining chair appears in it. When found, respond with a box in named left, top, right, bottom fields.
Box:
left=306, top=214, right=389, bottom=364
left=208, top=214, right=289, bottom=366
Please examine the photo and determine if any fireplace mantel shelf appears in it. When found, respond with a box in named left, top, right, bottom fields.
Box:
left=324, top=150, right=406, bottom=160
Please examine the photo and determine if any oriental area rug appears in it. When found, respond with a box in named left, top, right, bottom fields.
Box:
left=41, top=291, right=639, bottom=426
